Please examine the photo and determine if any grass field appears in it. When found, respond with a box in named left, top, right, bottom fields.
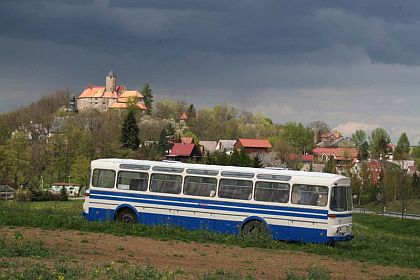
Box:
left=1, top=200, right=420, bottom=271
left=361, top=199, right=420, bottom=215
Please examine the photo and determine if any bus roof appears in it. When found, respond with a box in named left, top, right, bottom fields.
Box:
left=92, top=158, right=348, bottom=183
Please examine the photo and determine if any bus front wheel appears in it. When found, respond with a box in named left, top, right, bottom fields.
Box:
left=116, top=208, right=138, bottom=224
left=242, top=220, right=268, bottom=236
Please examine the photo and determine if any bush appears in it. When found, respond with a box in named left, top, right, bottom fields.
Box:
left=30, top=188, right=60, bottom=202
left=14, top=189, right=32, bottom=202
left=59, top=186, right=68, bottom=201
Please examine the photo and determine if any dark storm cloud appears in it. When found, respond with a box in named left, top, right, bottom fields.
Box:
left=1, top=0, right=420, bottom=64
left=1, top=0, right=420, bottom=142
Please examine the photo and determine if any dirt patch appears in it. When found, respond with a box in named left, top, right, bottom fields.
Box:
left=1, top=226, right=420, bottom=279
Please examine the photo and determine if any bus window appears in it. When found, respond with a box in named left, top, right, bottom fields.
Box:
left=330, top=186, right=352, bottom=211
left=117, top=171, right=148, bottom=191
left=183, top=176, right=217, bottom=197
left=255, top=181, right=289, bottom=203
left=291, top=184, right=328, bottom=206
left=92, top=169, right=116, bottom=189
left=218, top=179, right=253, bottom=200
left=150, top=173, right=182, bottom=194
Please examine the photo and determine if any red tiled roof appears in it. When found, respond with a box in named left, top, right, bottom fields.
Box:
left=313, top=147, right=358, bottom=160
left=169, top=143, right=195, bottom=157
left=237, top=139, right=272, bottom=148
left=287, top=154, right=314, bottom=162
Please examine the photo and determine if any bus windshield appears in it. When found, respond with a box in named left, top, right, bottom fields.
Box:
left=330, top=186, right=352, bottom=212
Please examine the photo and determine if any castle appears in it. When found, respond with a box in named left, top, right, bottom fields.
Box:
left=77, top=71, right=147, bottom=112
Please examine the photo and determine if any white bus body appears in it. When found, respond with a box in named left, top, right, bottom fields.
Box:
left=83, top=159, right=353, bottom=244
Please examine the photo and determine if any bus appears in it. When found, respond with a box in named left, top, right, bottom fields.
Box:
left=83, top=158, right=353, bottom=244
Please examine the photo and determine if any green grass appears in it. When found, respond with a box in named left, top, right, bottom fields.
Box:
left=0, top=259, right=253, bottom=280
left=361, top=199, right=420, bottom=215
left=0, top=232, right=54, bottom=258
left=1, top=201, right=420, bottom=269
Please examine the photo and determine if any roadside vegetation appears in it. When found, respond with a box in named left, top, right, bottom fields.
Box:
left=1, top=200, right=420, bottom=270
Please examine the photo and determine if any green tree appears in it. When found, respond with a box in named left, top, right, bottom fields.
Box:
left=369, top=128, right=391, bottom=159
left=120, top=110, right=140, bottom=150
left=280, top=122, right=313, bottom=154
left=394, top=132, right=410, bottom=160
left=0, top=132, right=31, bottom=186
left=323, top=156, right=337, bottom=174
left=158, top=124, right=175, bottom=154
left=352, top=130, right=369, bottom=160
left=142, top=83, right=153, bottom=115
left=69, top=155, right=91, bottom=187
left=252, top=154, right=263, bottom=168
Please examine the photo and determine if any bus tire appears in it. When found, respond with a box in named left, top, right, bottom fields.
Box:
left=115, top=208, right=138, bottom=224
left=242, top=220, right=268, bottom=236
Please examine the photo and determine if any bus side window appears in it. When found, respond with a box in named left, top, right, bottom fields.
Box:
left=291, top=184, right=328, bottom=206
left=218, top=179, right=253, bottom=200
left=92, top=169, right=116, bottom=189
left=254, top=181, right=290, bottom=203
left=184, top=176, right=217, bottom=197
left=150, top=173, right=182, bottom=194
left=117, top=171, right=148, bottom=191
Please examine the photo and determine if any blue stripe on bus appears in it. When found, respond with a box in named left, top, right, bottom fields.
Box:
left=86, top=207, right=331, bottom=244
left=90, top=189, right=328, bottom=215
left=89, top=194, right=328, bottom=220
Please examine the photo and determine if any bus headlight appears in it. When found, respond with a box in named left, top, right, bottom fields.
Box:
left=336, top=225, right=352, bottom=236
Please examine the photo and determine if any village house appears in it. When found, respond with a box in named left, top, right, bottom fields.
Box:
left=215, top=140, right=236, bottom=155
left=313, top=147, right=358, bottom=168
left=77, top=71, right=147, bottom=112
left=166, top=143, right=202, bottom=162
left=234, top=138, right=272, bottom=154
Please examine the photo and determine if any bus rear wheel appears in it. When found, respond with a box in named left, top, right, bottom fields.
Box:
left=116, top=208, right=137, bottom=224
left=242, top=220, right=268, bottom=236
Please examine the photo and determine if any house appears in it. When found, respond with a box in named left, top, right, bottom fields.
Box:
left=284, top=154, right=315, bottom=171
left=215, top=140, right=237, bottom=155
left=179, top=112, right=188, bottom=122
left=0, top=185, right=15, bottom=201
left=320, top=130, right=341, bottom=142
left=234, top=139, right=272, bottom=154
left=199, top=141, right=217, bottom=154
left=77, top=71, right=147, bottom=112
left=166, top=143, right=202, bottom=162
left=313, top=147, right=358, bottom=168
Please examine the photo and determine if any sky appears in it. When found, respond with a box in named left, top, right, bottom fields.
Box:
left=0, top=0, right=420, bottom=143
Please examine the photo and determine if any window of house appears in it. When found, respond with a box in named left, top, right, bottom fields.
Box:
left=255, top=181, right=290, bottom=203
left=150, top=173, right=182, bottom=194
left=117, top=171, right=148, bottom=191
left=183, top=176, right=217, bottom=197
left=291, top=184, right=328, bottom=206
left=218, top=179, right=253, bottom=200
left=92, top=169, right=116, bottom=189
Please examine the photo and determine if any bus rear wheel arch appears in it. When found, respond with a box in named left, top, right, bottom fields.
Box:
left=115, top=207, right=138, bottom=224
left=242, top=220, right=269, bottom=236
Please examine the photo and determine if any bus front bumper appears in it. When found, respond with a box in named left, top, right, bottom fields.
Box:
left=328, top=234, right=354, bottom=242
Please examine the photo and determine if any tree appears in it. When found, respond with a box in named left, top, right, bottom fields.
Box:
left=120, top=110, right=140, bottom=150
left=142, top=83, right=153, bottom=115
left=158, top=124, right=175, bottom=155
left=394, top=132, right=410, bottom=160
left=252, top=154, right=263, bottom=168
left=280, top=122, right=313, bottom=154
left=411, top=143, right=420, bottom=169
left=352, top=130, right=369, bottom=161
left=369, top=128, right=391, bottom=159
left=69, top=155, right=91, bottom=187
left=323, top=156, right=337, bottom=174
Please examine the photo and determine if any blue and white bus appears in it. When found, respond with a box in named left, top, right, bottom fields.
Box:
left=83, top=159, right=353, bottom=244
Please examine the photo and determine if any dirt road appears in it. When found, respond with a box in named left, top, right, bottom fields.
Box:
left=1, top=227, right=419, bottom=279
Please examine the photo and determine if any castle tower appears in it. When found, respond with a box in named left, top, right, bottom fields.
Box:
left=105, top=71, right=117, bottom=92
